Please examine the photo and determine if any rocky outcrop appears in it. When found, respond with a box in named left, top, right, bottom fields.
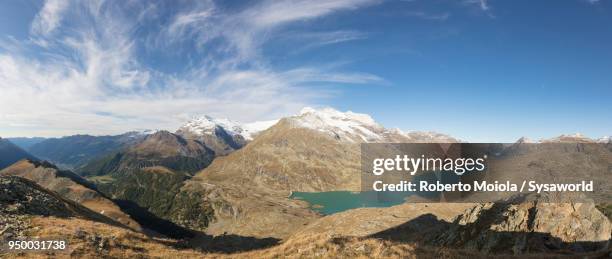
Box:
left=432, top=193, right=611, bottom=255
left=0, top=176, right=128, bottom=242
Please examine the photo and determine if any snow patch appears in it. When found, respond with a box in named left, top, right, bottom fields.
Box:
left=292, top=107, right=384, bottom=142
left=178, top=116, right=277, bottom=140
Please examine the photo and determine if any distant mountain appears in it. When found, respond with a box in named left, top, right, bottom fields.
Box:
left=80, top=131, right=216, bottom=232
left=81, top=130, right=215, bottom=177
left=292, top=107, right=458, bottom=143
left=0, top=137, right=37, bottom=169
left=513, top=133, right=611, bottom=144
left=27, top=131, right=150, bottom=170
left=176, top=116, right=277, bottom=155
left=1, top=160, right=142, bottom=231
left=540, top=133, right=597, bottom=143
left=6, top=137, right=46, bottom=150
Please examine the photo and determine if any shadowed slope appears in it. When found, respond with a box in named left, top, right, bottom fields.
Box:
left=1, top=160, right=142, bottom=231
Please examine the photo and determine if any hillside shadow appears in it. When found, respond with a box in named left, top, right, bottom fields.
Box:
left=113, top=199, right=195, bottom=238
left=113, top=199, right=279, bottom=253
left=368, top=212, right=611, bottom=256
left=184, top=233, right=280, bottom=254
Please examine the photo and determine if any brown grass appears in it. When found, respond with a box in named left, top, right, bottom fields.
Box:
left=2, top=216, right=204, bottom=259
left=3, top=216, right=609, bottom=259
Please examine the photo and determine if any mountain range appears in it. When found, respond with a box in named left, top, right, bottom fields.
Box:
left=17, top=132, right=150, bottom=170
left=1, top=107, right=610, bottom=257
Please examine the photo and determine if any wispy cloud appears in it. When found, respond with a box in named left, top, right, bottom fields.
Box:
left=244, top=0, right=379, bottom=28
left=0, top=0, right=384, bottom=137
left=30, top=0, right=69, bottom=36
left=464, top=0, right=490, bottom=11
left=463, top=0, right=495, bottom=18
left=161, top=0, right=380, bottom=64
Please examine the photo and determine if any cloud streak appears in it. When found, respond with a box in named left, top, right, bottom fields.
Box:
left=464, top=0, right=490, bottom=12
left=0, top=0, right=383, bottom=137
left=30, top=0, right=69, bottom=36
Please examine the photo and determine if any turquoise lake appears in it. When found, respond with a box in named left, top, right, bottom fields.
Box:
left=290, top=172, right=463, bottom=215
left=291, top=172, right=463, bottom=215
left=290, top=191, right=414, bottom=215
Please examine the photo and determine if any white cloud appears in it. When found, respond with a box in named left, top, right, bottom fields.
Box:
left=285, top=30, right=368, bottom=53
left=464, top=0, right=490, bottom=11
left=244, top=0, right=379, bottom=28
left=30, top=0, right=69, bottom=36
left=0, top=0, right=383, bottom=137
left=161, top=0, right=380, bottom=64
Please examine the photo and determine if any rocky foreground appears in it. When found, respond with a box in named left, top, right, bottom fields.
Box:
left=1, top=174, right=611, bottom=258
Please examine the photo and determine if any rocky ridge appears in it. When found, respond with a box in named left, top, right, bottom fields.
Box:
left=0, top=159, right=142, bottom=231
left=0, top=176, right=127, bottom=243
left=432, top=193, right=611, bottom=254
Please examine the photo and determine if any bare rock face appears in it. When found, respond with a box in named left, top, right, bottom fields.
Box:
left=433, top=193, right=611, bottom=255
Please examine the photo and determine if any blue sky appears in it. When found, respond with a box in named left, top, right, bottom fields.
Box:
left=0, top=0, right=610, bottom=141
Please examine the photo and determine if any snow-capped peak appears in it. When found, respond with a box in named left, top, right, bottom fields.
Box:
left=299, top=107, right=379, bottom=127
left=542, top=132, right=593, bottom=143
left=565, top=132, right=584, bottom=138
left=292, top=107, right=385, bottom=142
left=177, top=116, right=277, bottom=140
left=179, top=116, right=239, bottom=136
left=597, top=136, right=611, bottom=143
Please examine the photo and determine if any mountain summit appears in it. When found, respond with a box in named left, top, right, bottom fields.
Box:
left=176, top=116, right=278, bottom=155
left=289, top=107, right=384, bottom=142
left=177, top=116, right=277, bottom=140
left=289, top=107, right=458, bottom=143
